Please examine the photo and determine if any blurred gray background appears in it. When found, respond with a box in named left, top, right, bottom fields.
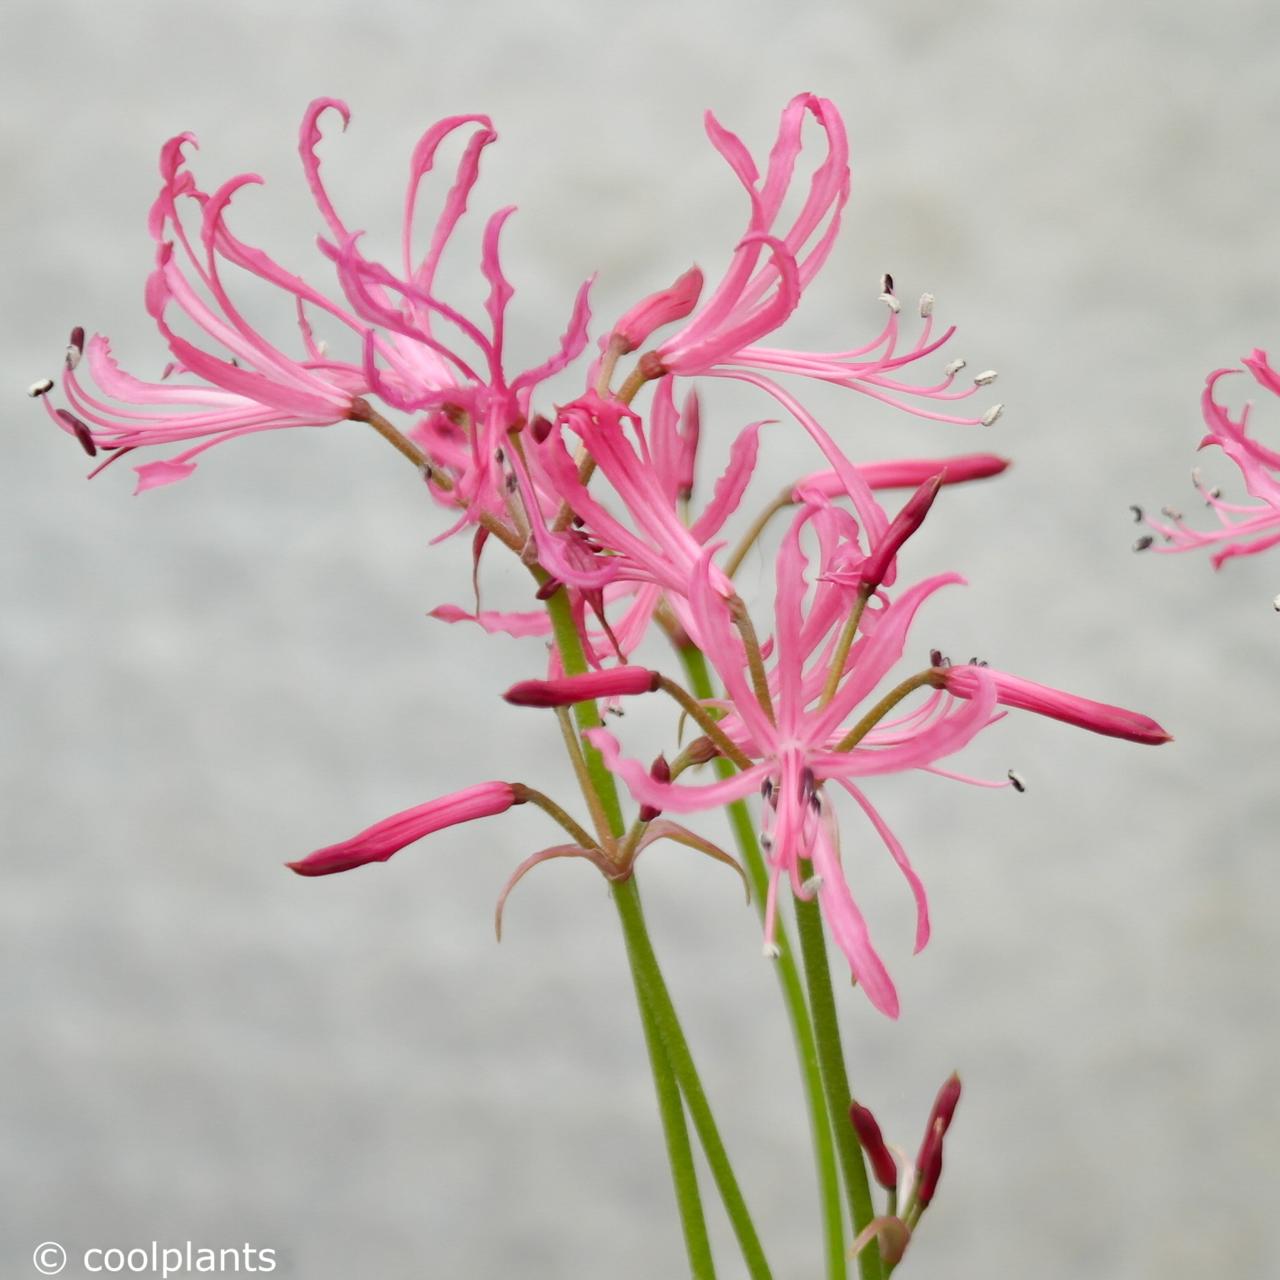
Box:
left=4, top=2, right=1278, bottom=1277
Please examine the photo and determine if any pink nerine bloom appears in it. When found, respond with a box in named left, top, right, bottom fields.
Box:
left=287, top=782, right=520, bottom=877
left=1142, top=352, right=1280, bottom=569
left=590, top=502, right=1002, bottom=1018
left=42, top=134, right=374, bottom=493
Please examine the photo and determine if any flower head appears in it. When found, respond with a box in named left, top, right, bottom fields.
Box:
left=1141, top=351, right=1280, bottom=570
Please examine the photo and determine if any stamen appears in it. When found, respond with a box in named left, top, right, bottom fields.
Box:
left=1129, top=504, right=1144, bottom=523
left=65, top=325, right=85, bottom=370
left=973, top=370, right=998, bottom=387
left=27, top=378, right=54, bottom=398
left=1132, top=535, right=1154, bottom=552
left=1161, top=505, right=1183, bottom=521
left=880, top=272, right=895, bottom=295
left=880, top=292, right=902, bottom=314
left=919, top=293, right=934, bottom=318
left=981, top=404, right=1004, bottom=427
left=801, top=874, right=824, bottom=895
left=762, top=942, right=782, bottom=959
left=929, top=648, right=944, bottom=667
left=944, top=358, right=967, bottom=377
left=55, top=408, right=97, bottom=457
left=1272, top=594, right=1280, bottom=612
left=1007, top=769, right=1026, bottom=793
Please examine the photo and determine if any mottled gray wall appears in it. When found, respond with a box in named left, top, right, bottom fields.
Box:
left=4, top=2, right=1278, bottom=1277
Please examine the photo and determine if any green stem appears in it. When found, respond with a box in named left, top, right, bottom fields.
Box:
left=678, top=644, right=847, bottom=1280
left=614, top=877, right=773, bottom=1280
left=793, top=890, right=884, bottom=1280
left=628, top=930, right=718, bottom=1279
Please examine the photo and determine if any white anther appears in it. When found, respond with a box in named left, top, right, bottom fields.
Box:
left=879, top=292, right=901, bottom=314
left=64, top=347, right=81, bottom=371
left=981, top=403, right=1004, bottom=427
left=1161, top=506, right=1183, bottom=521
left=919, top=292, right=935, bottom=318
left=1272, top=594, right=1280, bottom=612
left=973, top=370, right=998, bottom=386
left=28, top=378, right=55, bottom=398
left=944, top=358, right=967, bottom=377
left=762, top=942, right=782, bottom=959
left=1007, top=769, right=1026, bottom=793
left=801, top=874, right=825, bottom=896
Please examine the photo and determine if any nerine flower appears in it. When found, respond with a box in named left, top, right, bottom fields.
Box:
left=1140, top=351, right=1280, bottom=572
left=586, top=490, right=1169, bottom=1017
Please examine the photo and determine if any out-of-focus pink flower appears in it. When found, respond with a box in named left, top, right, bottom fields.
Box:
left=287, top=781, right=520, bottom=877
left=1142, top=352, right=1280, bottom=569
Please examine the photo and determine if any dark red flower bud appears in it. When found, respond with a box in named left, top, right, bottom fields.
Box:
left=639, top=753, right=671, bottom=823
left=859, top=473, right=943, bottom=594
left=849, top=1101, right=899, bottom=1192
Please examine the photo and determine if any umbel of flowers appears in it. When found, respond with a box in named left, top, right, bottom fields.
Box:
left=38, top=94, right=1169, bottom=1279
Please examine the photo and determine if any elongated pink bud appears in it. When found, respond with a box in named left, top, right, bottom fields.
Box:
left=795, top=453, right=1010, bottom=500
left=287, top=781, right=520, bottom=877
left=926, top=1071, right=962, bottom=1137
left=859, top=474, right=943, bottom=594
left=611, top=266, right=705, bottom=353
left=504, top=667, right=661, bottom=707
left=849, top=1102, right=899, bottom=1192
left=942, top=666, right=1172, bottom=745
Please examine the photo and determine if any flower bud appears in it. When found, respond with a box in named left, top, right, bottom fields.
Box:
left=504, top=667, right=661, bottom=707
left=858, top=473, right=943, bottom=593
left=610, top=266, right=704, bottom=353
left=849, top=1101, right=899, bottom=1192
left=639, top=754, right=671, bottom=823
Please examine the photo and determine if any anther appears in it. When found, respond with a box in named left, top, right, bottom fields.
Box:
left=880, top=272, right=895, bottom=296
left=28, top=378, right=54, bottom=398
left=981, top=403, right=1004, bottom=427
left=944, top=359, right=966, bottom=378
left=1273, top=594, right=1280, bottom=613
left=801, top=874, right=824, bottom=895
left=534, top=577, right=563, bottom=601
left=762, top=942, right=782, bottom=959
left=760, top=834, right=774, bottom=853
left=494, top=447, right=505, bottom=465
left=761, top=778, right=775, bottom=804
left=1132, top=535, right=1154, bottom=552
left=55, top=408, right=96, bottom=457
left=1161, top=506, right=1183, bottom=521
left=929, top=648, right=944, bottom=667
left=880, top=291, right=901, bottom=314
left=919, top=292, right=935, bottom=318
left=1129, top=504, right=1144, bottom=523
left=973, top=370, right=998, bottom=387
left=1007, top=769, right=1026, bottom=793
left=65, top=326, right=85, bottom=371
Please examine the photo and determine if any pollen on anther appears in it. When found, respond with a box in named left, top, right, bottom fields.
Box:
left=1272, top=594, right=1280, bottom=612
left=28, top=378, right=54, bottom=398
left=1129, top=504, right=1144, bottom=523
left=919, top=293, right=935, bottom=318
left=1007, top=769, right=1026, bottom=793
left=762, top=942, right=782, bottom=959
left=973, top=370, right=998, bottom=387
left=801, top=874, right=824, bottom=895
left=880, top=272, right=895, bottom=295
left=879, top=292, right=901, bottom=314
left=981, top=404, right=1004, bottom=427
left=1133, top=535, right=1155, bottom=552
left=944, top=358, right=967, bottom=377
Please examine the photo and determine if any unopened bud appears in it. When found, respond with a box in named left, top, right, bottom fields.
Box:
left=639, top=754, right=670, bottom=823
left=849, top=1102, right=899, bottom=1192
left=504, top=668, right=661, bottom=707
left=859, top=473, right=943, bottom=594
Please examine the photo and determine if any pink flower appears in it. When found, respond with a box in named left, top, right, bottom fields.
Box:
left=590, top=502, right=1000, bottom=1018
left=287, top=781, right=520, bottom=877
left=42, top=135, right=375, bottom=493
left=1142, top=352, right=1280, bottom=569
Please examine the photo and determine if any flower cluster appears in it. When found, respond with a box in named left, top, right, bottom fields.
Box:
left=1138, top=350, right=1280, bottom=580
left=36, top=94, right=1168, bottom=1028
